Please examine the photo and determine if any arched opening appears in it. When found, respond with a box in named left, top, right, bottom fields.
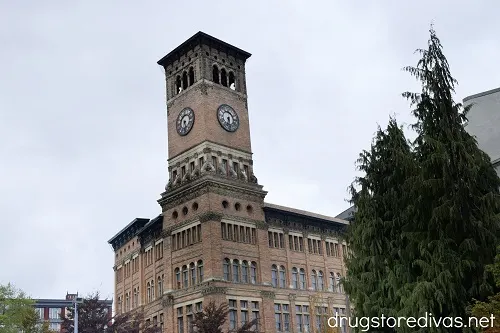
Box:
left=175, top=76, right=182, bottom=94
left=279, top=265, right=286, bottom=288
left=223, top=258, right=230, bottom=281
left=318, top=271, right=324, bottom=291
left=299, top=268, right=306, bottom=289
left=329, top=272, right=335, bottom=292
left=242, top=260, right=249, bottom=283
left=182, top=265, right=188, bottom=288
left=292, top=268, right=298, bottom=289
left=175, top=268, right=181, bottom=289
left=197, top=260, right=204, bottom=282
left=232, top=259, right=240, bottom=283
left=150, top=279, right=155, bottom=300
left=250, top=262, right=257, bottom=284
left=146, top=282, right=151, bottom=302
left=213, top=65, right=220, bottom=84
left=271, top=264, right=278, bottom=287
left=221, top=68, right=228, bottom=87
left=182, top=71, right=188, bottom=90
left=311, top=270, right=317, bottom=291
left=229, top=72, right=235, bottom=90
left=188, top=67, right=195, bottom=86
left=190, top=262, right=196, bottom=286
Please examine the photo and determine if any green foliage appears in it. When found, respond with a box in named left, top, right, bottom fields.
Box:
left=345, top=118, right=415, bottom=333
left=61, top=292, right=110, bottom=333
left=192, top=300, right=257, bottom=333
left=0, top=283, right=39, bottom=333
left=346, top=26, right=500, bottom=333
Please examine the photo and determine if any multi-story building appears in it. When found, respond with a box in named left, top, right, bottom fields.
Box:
left=108, top=31, right=351, bottom=333
left=33, top=292, right=112, bottom=332
left=463, top=87, right=500, bottom=175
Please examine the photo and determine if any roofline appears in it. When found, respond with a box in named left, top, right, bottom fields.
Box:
left=463, top=86, right=500, bottom=103
left=263, top=202, right=349, bottom=225
left=107, top=218, right=150, bottom=244
left=137, top=214, right=163, bottom=236
left=157, top=31, right=251, bottom=67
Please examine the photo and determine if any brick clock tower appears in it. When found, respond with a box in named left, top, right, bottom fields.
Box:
left=156, top=31, right=272, bottom=331
left=109, top=31, right=350, bottom=333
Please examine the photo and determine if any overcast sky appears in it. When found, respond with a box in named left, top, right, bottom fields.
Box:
left=1, top=0, right=499, bottom=300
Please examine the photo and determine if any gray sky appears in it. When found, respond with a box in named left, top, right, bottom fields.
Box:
left=1, top=0, right=499, bottom=301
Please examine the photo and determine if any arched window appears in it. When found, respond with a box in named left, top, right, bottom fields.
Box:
left=250, top=262, right=257, bottom=284
left=212, top=65, right=220, bottom=84
left=151, top=279, right=155, bottom=300
left=182, top=71, right=188, bottom=90
left=223, top=258, right=230, bottom=281
left=190, top=262, right=196, bottom=286
left=279, top=266, right=286, bottom=288
left=318, top=271, right=324, bottom=291
left=229, top=71, right=235, bottom=90
left=175, top=268, right=181, bottom=289
left=198, top=260, right=204, bottom=283
left=221, top=68, right=228, bottom=87
left=158, top=276, right=163, bottom=297
left=336, top=273, right=343, bottom=293
left=242, top=261, right=249, bottom=283
left=146, top=282, right=151, bottom=302
left=329, top=272, right=335, bottom=292
left=311, top=270, right=317, bottom=291
left=133, top=288, right=138, bottom=308
left=292, top=268, right=298, bottom=289
left=232, top=260, right=240, bottom=283
left=182, top=265, right=188, bottom=288
left=117, top=296, right=122, bottom=314
left=175, top=75, right=182, bottom=94
left=271, top=265, right=278, bottom=287
left=299, top=268, right=306, bottom=289
left=125, top=293, right=129, bottom=311
left=188, top=67, right=195, bottom=86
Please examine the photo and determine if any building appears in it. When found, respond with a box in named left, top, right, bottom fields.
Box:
left=33, top=292, right=113, bottom=332
left=108, top=31, right=351, bottom=333
left=463, top=87, right=500, bottom=175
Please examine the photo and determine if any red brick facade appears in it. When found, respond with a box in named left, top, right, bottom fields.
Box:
left=109, top=32, right=350, bottom=333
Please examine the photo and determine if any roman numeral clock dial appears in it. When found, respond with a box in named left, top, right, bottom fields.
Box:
left=176, top=107, right=195, bottom=136
left=217, top=104, right=239, bottom=132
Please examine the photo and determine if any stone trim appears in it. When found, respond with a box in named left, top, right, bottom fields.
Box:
left=260, top=291, right=275, bottom=300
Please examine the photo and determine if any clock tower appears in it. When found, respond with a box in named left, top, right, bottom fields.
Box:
left=157, top=29, right=267, bottom=260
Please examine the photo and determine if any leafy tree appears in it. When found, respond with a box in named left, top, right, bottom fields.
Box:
left=400, top=25, right=500, bottom=331
left=61, top=292, right=110, bottom=333
left=192, top=300, right=257, bottom=333
left=309, top=294, right=341, bottom=333
left=61, top=292, right=160, bottom=333
left=345, top=118, right=415, bottom=333
left=0, top=283, right=40, bottom=333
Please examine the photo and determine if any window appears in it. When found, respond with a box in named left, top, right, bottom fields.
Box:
left=187, top=305, right=194, bottom=333
left=318, top=271, right=324, bottom=291
left=229, top=299, right=237, bottom=330
left=315, top=306, right=329, bottom=331
left=267, top=231, right=285, bottom=248
left=160, top=313, right=164, bottom=331
left=274, top=303, right=290, bottom=332
left=292, top=268, right=298, bottom=289
left=49, top=323, right=61, bottom=331
left=172, top=224, right=202, bottom=251
left=188, top=67, right=195, bottom=86
left=223, top=258, right=231, bottom=281
left=133, top=288, right=138, bottom=308
left=232, top=260, right=240, bottom=283
left=299, top=269, right=306, bottom=290
left=308, top=238, right=322, bottom=255
left=337, top=273, right=343, bottom=293
left=240, top=301, right=248, bottom=327
left=242, top=261, right=249, bottom=283
left=198, top=260, right=204, bottom=283
left=289, top=235, right=304, bottom=252
left=279, top=265, right=286, bottom=288
left=250, top=261, right=257, bottom=284
left=296, top=305, right=310, bottom=333
left=196, top=302, right=203, bottom=313
left=182, top=265, right=188, bottom=288
left=213, top=65, right=220, bottom=84
left=175, top=268, right=181, bottom=289
left=177, top=307, right=184, bottom=333
left=190, top=262, right=196, bottom=286
left=158, top=275, right=164, bottom=296
left=251, top=301, right=259, bottom=331
left=151, top=279, right=155, bottom=300
left=155, top=241, right=163, bottom=260
left=125, top=292, right=130, bottom=311
left=311, top=270, right=318, bottom=291
left=221, top=222, right=256, bottom=244
left=146, top=281, right=151, bottom=303
left=329, top=272, right=335, bottom=292
left=212, top=156, right=218, bottom=170
left=271, top=265, right=278, bottom=287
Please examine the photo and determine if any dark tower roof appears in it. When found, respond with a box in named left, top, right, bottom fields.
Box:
left=157, top=31, right=252, bottom=68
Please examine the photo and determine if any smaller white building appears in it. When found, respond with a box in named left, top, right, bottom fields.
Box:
left=463, top=87, right=500, bottom=174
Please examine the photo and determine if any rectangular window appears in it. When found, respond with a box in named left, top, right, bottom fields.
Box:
left=233, top=162, right=239, bottom=175
left=221, top=222, right=227, bottom=239
left=181, top=166, right=186, bottom=178
left=229, top=299, right=237, bottom=330
left=212, top=156, right=217, bottom=170
left=177, top=308, right=184, bottom=333
left=243, top=165, right=249, bottom=177
left=160, top=313, right=164, bottom=331
left=268, top=231, right=273, bottom=247
left=279, top=233, right=284, bottom=248
left=172, top=170, right=177, bottom=180
left=190, top=161, right=195, bottom=174
left=199, top=157, right=204, bottom=168
left=49, top=308, right=60, bottom=320
left=222, top=159, right=228, bottom=174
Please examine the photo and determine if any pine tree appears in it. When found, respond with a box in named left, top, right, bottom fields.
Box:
left=400, top=26, right=500, bottom=331
left=345, top=118, right=415, bottom=332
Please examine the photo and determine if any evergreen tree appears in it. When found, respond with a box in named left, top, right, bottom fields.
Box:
left=345, top=118, right=415, bottom=333
left=400, top=26, right=500, bottom=331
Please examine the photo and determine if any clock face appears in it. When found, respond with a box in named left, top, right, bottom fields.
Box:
left=217, top=104, right=239, bottom=132
left=176, top=107, right=195, bottom=136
